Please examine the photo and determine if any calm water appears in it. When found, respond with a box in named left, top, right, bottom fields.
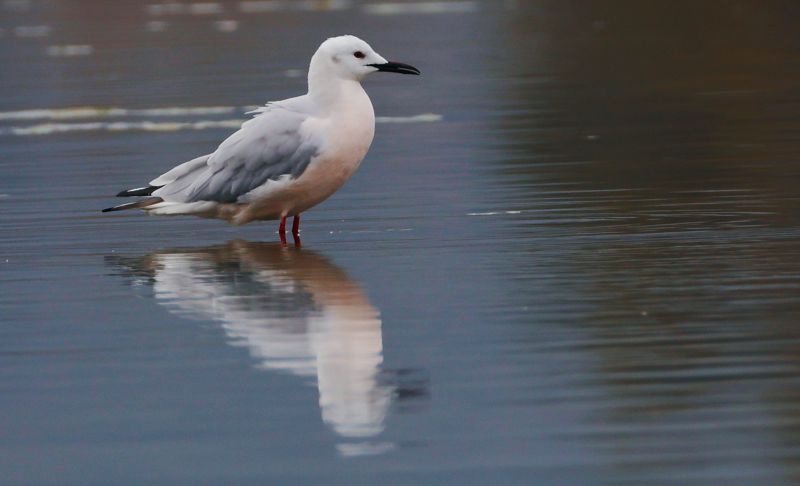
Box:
left=3, top=1, right=800, bottom=484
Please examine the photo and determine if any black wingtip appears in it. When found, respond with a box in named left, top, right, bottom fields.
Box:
left=102, top=204, right=129, bottom=212
left=101, top=197, right=163, bottom=213
left=116, top=185, right=162, bottom=197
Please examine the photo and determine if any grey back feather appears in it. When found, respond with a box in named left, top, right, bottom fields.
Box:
left=153, top=104, right=320, bottom=204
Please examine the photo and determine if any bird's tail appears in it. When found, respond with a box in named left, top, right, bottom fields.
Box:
left=102, top=197, right=163, bottom=213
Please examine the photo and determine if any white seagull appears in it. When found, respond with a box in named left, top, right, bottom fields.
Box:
left=103, top=35, right=420, bottom=242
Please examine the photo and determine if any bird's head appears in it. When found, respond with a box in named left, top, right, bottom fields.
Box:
left=310, top=35, right=420, bottom=82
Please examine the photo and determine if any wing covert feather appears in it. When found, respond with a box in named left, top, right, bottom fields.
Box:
left=153, top=105, right=320, bottom=204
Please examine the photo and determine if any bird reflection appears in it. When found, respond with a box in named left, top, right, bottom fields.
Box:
left=110, top=240, right=421, bottom=456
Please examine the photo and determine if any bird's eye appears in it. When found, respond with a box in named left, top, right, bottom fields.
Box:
left=354, top=51, right=365, bottom=59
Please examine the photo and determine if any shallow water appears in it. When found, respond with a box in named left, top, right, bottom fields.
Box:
left=3, top=1, right=800, bottom=484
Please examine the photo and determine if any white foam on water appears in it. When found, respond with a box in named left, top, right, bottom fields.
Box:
left=146, top=2, right=186, bottom=15
left=189, top=2, right=223, bottom=15
left=0, top=106, right=441, bottom=123
left=46, top=45, right=93, bottom=57
left=2, top=114, right=442, bottom=136
left=135, top=106, right=239, bottom=117
left=0, top=103, right=442, bottom=136
left=146, top=1, right=224, bottom=15
left=239, top=0, right=282, bottom=12
left=239, top=0, right=351, bottom=13
left=13, top=25, right=51, bottom=38
left=336, top=441, right=395, bottom=457
left=146, top=20, right=169, bottom=32
left=0, top=106, right=240, bottom=121
left=467, top=210, right=523, bottom=216
left=295, top=0, right=351, bottom=11
left=213, top=20, right=239, bottom=32
left=363, top=1, right=477, bottom=15
left=283, top=69, right=305, bottom=78
left=2, top=120, right=245, bottom=136
left=375, top=113, right=442, bottom=123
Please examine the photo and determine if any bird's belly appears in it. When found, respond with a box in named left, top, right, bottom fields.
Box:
left=288, top=154, right=362, bottom=212
left=237, top=151, right=365, bottom=223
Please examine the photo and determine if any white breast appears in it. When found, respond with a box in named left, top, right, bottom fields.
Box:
left=234, top=84, right=376, bottom=224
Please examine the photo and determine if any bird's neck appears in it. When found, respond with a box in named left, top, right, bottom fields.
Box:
left=308, top=70, right=370, bottom=115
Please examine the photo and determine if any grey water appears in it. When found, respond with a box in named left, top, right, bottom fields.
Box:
left=3, top=1, right=800, bottom=484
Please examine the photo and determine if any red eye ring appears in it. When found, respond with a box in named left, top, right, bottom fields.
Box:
left=354, top=51, right=365, bottom=59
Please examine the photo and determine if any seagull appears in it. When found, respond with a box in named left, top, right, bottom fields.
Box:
left=102, top=35, right=420, bottom=243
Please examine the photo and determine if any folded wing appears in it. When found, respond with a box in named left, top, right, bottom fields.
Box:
left=153, top=105, right=320, bottom=204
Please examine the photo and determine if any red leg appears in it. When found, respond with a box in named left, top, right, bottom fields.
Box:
left=292, top=215, right=300, bottom=236
left=278, top=216, right=287, bottom=246
left=291, top=215, right=301, bottom=247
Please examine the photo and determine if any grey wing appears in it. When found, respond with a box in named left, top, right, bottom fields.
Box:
left=153, top=107, right=320, bottom=204
left=149, top=154, right=210, bottom=187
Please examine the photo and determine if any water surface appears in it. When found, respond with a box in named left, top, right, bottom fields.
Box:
left=3, top=1, right=800, bottom=484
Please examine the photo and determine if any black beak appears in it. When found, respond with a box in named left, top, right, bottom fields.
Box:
left=368, top=61, right=421, bottom=75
